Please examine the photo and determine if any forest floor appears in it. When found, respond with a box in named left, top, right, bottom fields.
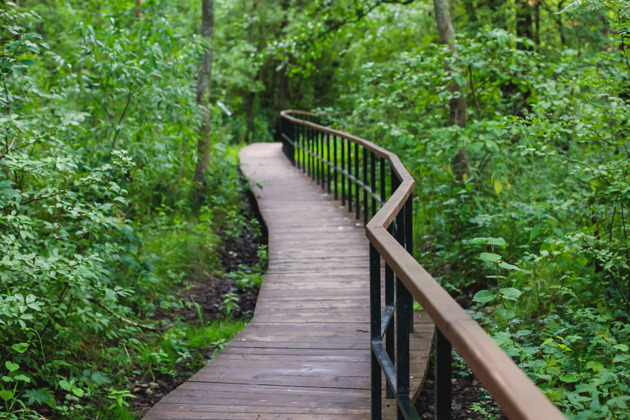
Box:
left=415, top=358, right=501, bottom=419
left=129, top=192, right=266, bottom=416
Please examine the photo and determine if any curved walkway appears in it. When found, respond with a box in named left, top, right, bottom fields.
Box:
left=145, top=143, right=433, bottom=419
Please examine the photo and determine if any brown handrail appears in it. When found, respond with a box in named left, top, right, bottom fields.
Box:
left=280, top=110, right=565, bottom=420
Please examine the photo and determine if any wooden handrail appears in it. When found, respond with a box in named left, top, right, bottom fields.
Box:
left=280, top=110, right=565, bottom=420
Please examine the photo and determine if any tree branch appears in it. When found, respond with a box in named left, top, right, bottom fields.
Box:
left=313, top=0, right=416, bottom=42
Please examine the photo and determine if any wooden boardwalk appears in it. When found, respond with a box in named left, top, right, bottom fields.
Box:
left=145, top=143, right=433, bottom=419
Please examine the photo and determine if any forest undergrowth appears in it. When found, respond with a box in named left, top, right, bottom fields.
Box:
left=2, top=0, right=630, bottom=418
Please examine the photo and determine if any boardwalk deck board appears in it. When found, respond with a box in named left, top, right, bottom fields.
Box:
left=144, top=143, right=433, bottom=419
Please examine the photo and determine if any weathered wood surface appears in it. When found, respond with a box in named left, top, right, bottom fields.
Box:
left=145, top=143, right=433, bottom=419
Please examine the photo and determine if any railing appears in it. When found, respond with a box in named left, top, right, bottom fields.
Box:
left=280, top=110, right=565, bottom=420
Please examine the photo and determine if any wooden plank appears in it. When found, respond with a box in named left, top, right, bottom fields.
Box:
left=144, top=143, right=434, bottom=419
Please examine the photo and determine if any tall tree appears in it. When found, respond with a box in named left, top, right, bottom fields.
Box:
left=192, top=0, right=215, bottom=205
left=433, top=0, right=469, bottom=178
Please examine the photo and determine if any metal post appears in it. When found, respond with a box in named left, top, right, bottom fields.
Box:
left=327, top=133, right=331, bottom=194
left=380, top=157, right=386, bottom=204
left=355, top=142, right=360, bottom=220
left=385, top=261, right=395, bottom=400
left=333, top=135, right=338, bottom=199
left=315, top=129, right=320, bottom=185
left=396, top=276, right=412, bottom=420
left=405, top=196, right=414, bottom=332
left=371, top=152, right=376, bottom=217
left=370, top=244, right=382, bottom=420
left=341, top=139, right=346, bottom=206
left=435, top=328, right=453, bottom=420
left=348, top=140, right=352, bottom=213
left=363, top=147, right=368, bottom=225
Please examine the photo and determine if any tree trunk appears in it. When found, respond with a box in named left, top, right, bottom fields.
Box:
left=274, top=0, right=291, bottom=141
left=245, top=0, right=259, bottom=143
left=516, top=0, right=534, bottom=46
left=192, top=0, right=215, bottom=206
left=433, top=0, right=469, bottom=180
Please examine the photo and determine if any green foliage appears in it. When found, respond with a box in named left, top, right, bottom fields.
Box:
left=274, top=0, right=630, bottom=417
left=0, top=1, right=264, bottom=418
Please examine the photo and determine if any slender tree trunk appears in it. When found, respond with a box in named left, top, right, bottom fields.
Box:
left=534, top=0, right=540, bottom=45
left=433, top=0, right=469, bottom=180
left=274, top=0, right=291, bottom=140
left=245, top=0, right=259, bottom=143
left=192, top=0, right=215, bottom=206
left=135, top=0, right=143, bottom=19
left=516, top=0, right=534, bottom=46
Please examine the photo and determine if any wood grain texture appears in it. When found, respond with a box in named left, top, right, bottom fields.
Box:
left=144, top=143, right=433, bottom=419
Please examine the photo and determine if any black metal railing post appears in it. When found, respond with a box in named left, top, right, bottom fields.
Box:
left=405, top=196, right=414, bottom=333
left=363, top=149, right=369, bottom=225
left=327, top=133, right=331, bottom=194
left=341, top=139, right=346, bottom=206
left=370, top=243, right=382, bottom=420
left=355, top=142, right=360, bottom=220
left=347, top=140, right=353, bottom=213
left=435, top=328, right=452, bottom=420
left=333, top=135, right=338, bottom=200
left=315, top=129, right=320, bottom=185
left=396, top=275, right=412, bottom=420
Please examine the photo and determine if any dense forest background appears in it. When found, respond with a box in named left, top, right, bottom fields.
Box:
left=1, top=0, right=629, bottom=418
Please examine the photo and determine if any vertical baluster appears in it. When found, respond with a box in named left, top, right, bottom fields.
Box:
left=355, top=142, right=360, bottom=220
left=396, top=274, right=412, bottom=420
left=370, top=244, right=382, bottom=420
left=304, top=124, right=308, bottom=175
left=310, top=126, right=314, bottom=180
left=315, top=129, right=320, bottom=185
left=298, top=125, right=305, bottom=172
left=347, top=140, right=352, bottom=213
left=380, top=157, right=386, bottom=205
left=319, top=130, right=324, bottom=189
left=333, top=135, right=338, bottom=200
left=327, top=133, right=331, bottom=194
left=385, top=259, right=395, bottom=400
left=405, top=196, right=414, bottom=332
left=290, top=120, right=295, bottom=166
left=435, top=328, right=452, bottom=420
left=341, top=138, right=346, bottom=206
left=313, top=127, right=317, bottom=182
left=363, top=146, right=368, bottom=225
left=371, top=152, right=376, bottom=217
left=320, top=131, right=324, bottom=189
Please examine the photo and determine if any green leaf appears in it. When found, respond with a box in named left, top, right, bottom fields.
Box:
left=59, top=379, right=71, bottom=391
left=11, top=342, right=29, bottom=353
left=14, top=374, right=31, bottom=383
left=91, top=371, right=111, bottom=385
left=560, top=373, right=579, bottom=383
left=471, top=237, right=506, bottom=247
left=5, top=361, right=19, bottom=373
left=0, top=390, right=14, bottom=401
left=496, top=307, right=515, bottom=320
left=479, top=252, right=501, bottom=263
left=499, top=288, right=522, bottom=300
left=23, top=389, right=49, bottom=405
left=72, top=387, right=84, bottom=397
left=472, top=289, right=496, bottom=303
left=498, top=261, right=521, bottom=271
